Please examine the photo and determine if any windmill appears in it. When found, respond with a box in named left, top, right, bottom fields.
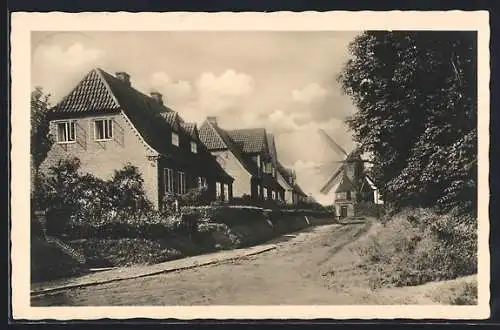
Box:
left=317, top=129, right=379, bottom=207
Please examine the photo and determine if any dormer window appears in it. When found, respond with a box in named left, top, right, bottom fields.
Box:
left=172, top=132, right=179, bottom=146
left=94, top=118, right=113, bottom=141
left=191, top=141, right=197, bottom=153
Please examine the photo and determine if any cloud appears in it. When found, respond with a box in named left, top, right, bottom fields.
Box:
left=292, top=83, right=328, bottom=103
left=33, top=42, right=105, bottom=69
left=150, top=72, right=192, bottom=99
left=266, top=110, right=300, bottom=133
left=32, top=42, right=106, bottom=101
left=196, top=69, right=255, bottom=96
left=179, top=69, right=257, bottom=121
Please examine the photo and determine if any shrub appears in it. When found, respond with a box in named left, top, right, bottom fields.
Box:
left=354, top=202, right=384, bottom=218
left=180, top=186, right=212, bottom=207
left=61, top=210, right=197, bottom=240
left=69, top=238, right=184, bottom=267
left=230, top=194, right=260, bottom=207
left=109, top=164, right=153, bottom=212
left=355, top=207, right=477, bottom=288
left=182, top=205, right=265, bottom=226
left=33, top=158, right=154, bottom=236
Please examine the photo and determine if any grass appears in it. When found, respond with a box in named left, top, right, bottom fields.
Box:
left=351, top=208, right=477, bottom=289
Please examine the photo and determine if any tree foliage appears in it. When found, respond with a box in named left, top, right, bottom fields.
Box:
left=31, top=87, right=54, bottom=174
left=338, top=31, right=477, bottom=215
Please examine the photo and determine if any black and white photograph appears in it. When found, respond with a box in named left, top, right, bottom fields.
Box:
left=11, top=11, right=489, bottom=320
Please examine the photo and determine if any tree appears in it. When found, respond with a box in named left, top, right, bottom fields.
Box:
left=31, top=86, right=54, bottom=177
left=337, top=31, right=477, bottom=215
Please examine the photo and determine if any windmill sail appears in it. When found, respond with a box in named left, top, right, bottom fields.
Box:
left=320, top=166, right=343, bottom=194
left=318, top=129, right=349, bottom=157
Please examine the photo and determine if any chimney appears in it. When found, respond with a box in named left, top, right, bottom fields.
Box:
left=115, top=72, right=131, bottom=86
left=150, top=91, right=163, bottom=105
left=207, top=116, right=218, bottom=126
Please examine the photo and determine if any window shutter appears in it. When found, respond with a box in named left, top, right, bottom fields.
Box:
left=113, top=118, right=125, bottom=146
left=75, top=121, right=87, bottom=150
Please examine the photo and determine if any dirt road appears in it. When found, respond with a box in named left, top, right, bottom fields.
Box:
left=33, top=220, right=379, bottom=306
left=35, top=218, right=472, bottom=306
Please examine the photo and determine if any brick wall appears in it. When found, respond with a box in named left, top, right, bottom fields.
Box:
left=40, top=111, right=160, bottom=207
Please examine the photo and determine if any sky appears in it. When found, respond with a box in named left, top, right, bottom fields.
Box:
left=31, top=31, right=361, bottom=204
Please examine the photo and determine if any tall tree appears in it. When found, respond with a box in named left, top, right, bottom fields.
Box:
left=31, top=86, right=53, bottom=177
left=338, top=31, right=477, bottom=214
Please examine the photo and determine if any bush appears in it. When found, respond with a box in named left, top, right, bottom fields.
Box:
left=69, top=238, right=185, bottom=267
left=354, top=202, right=384, bottom=218
left=181, top=186, right=212, bottom=206
left=182, top=205, right=265, bottom=226
left=355, top=207, right=477, bottom=288
left=60, top=210, right=197, bottom=240
left=33, top=158, right=154, bottom=236
left=230, top=194, right=260, bottom=207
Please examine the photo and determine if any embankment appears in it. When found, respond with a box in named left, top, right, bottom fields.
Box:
left=32, top=206, right=336, bottom=282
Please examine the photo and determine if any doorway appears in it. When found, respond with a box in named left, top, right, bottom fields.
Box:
left=340, top=206, right=348, bottom=218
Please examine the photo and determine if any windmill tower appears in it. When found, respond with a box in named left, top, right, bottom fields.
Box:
left=317, top=129, right=380, bottom=218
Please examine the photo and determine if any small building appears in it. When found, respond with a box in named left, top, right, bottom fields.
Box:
left=40, top=68, right=234, bottom=209
left=333, top=172, right=356, bottom=218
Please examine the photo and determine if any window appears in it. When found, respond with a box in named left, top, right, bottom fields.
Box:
left=264, top=163, right=273, bottom=174
left=177, top=171, right=186, bottom=194
left=197, top=176, right=205, bottom=187
left=346, top=190, right=352, bottom=201
left=216, top=182, right=222, bottom=199
left=263, top=187, right=268, bottom=199
left=256, top=184, right=260, bottom=197
left=224, top=184, right=229, bottom=201
left=190, top=141, right=197, bottom=153
left=164, top=168, right=174, bottom=193
left=94, top=119, right=113, bottom=141
left=56, top=121, right=76, bottom=143
left=272, top=191, right=276, bottom=200
left=172, top=132, right=179, bottom=146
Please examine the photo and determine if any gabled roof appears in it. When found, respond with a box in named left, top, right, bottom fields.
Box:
left=335, top=172, right=355, bottom=193
left=293, top=183, right=307, bottom=197
left=198, top=121, right=227, bottom=150
left=160, top=111, right=181, bottom=131
left=277, top=162, right=294, bottom=184
left=266, top=133, right=278, bottom=167
left=199, top=120, right=260, bottom=177
left=276, top=169, right=294, bottom=190
left=53, top=69, right=121, bottom=114
left=49, top=68, right=233, bottom=181
left=227, top=128, right=267, bottom=154
left=180, top=122, right=198, bottom=140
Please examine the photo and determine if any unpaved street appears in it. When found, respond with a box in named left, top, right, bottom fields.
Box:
left=33, top=220, right=378, bottom=306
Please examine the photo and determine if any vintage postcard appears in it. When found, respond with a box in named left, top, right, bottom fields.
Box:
left=10, top=11, right=490, bottom=320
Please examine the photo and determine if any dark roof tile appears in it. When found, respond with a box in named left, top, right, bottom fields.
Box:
left=227, top=128, right=267, bottom=154
left=199, top=120, right=259, bottom=176
left=50, top=68, right=233, bottom=182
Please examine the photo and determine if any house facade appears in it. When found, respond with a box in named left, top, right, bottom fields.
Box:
left=40, top=68, right=234, bottom=209
left=199, top=118, right=284, bottom=203
left=331, top=161, right=380, bottom=217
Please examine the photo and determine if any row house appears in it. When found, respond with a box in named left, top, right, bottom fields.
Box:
left=199, top=118, right=285, bottom=202
left=276, top=163, right=308, bottom=205
left=266, top=133, right=308, bottom=205
left=40, top=68, right=234, bottom=209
